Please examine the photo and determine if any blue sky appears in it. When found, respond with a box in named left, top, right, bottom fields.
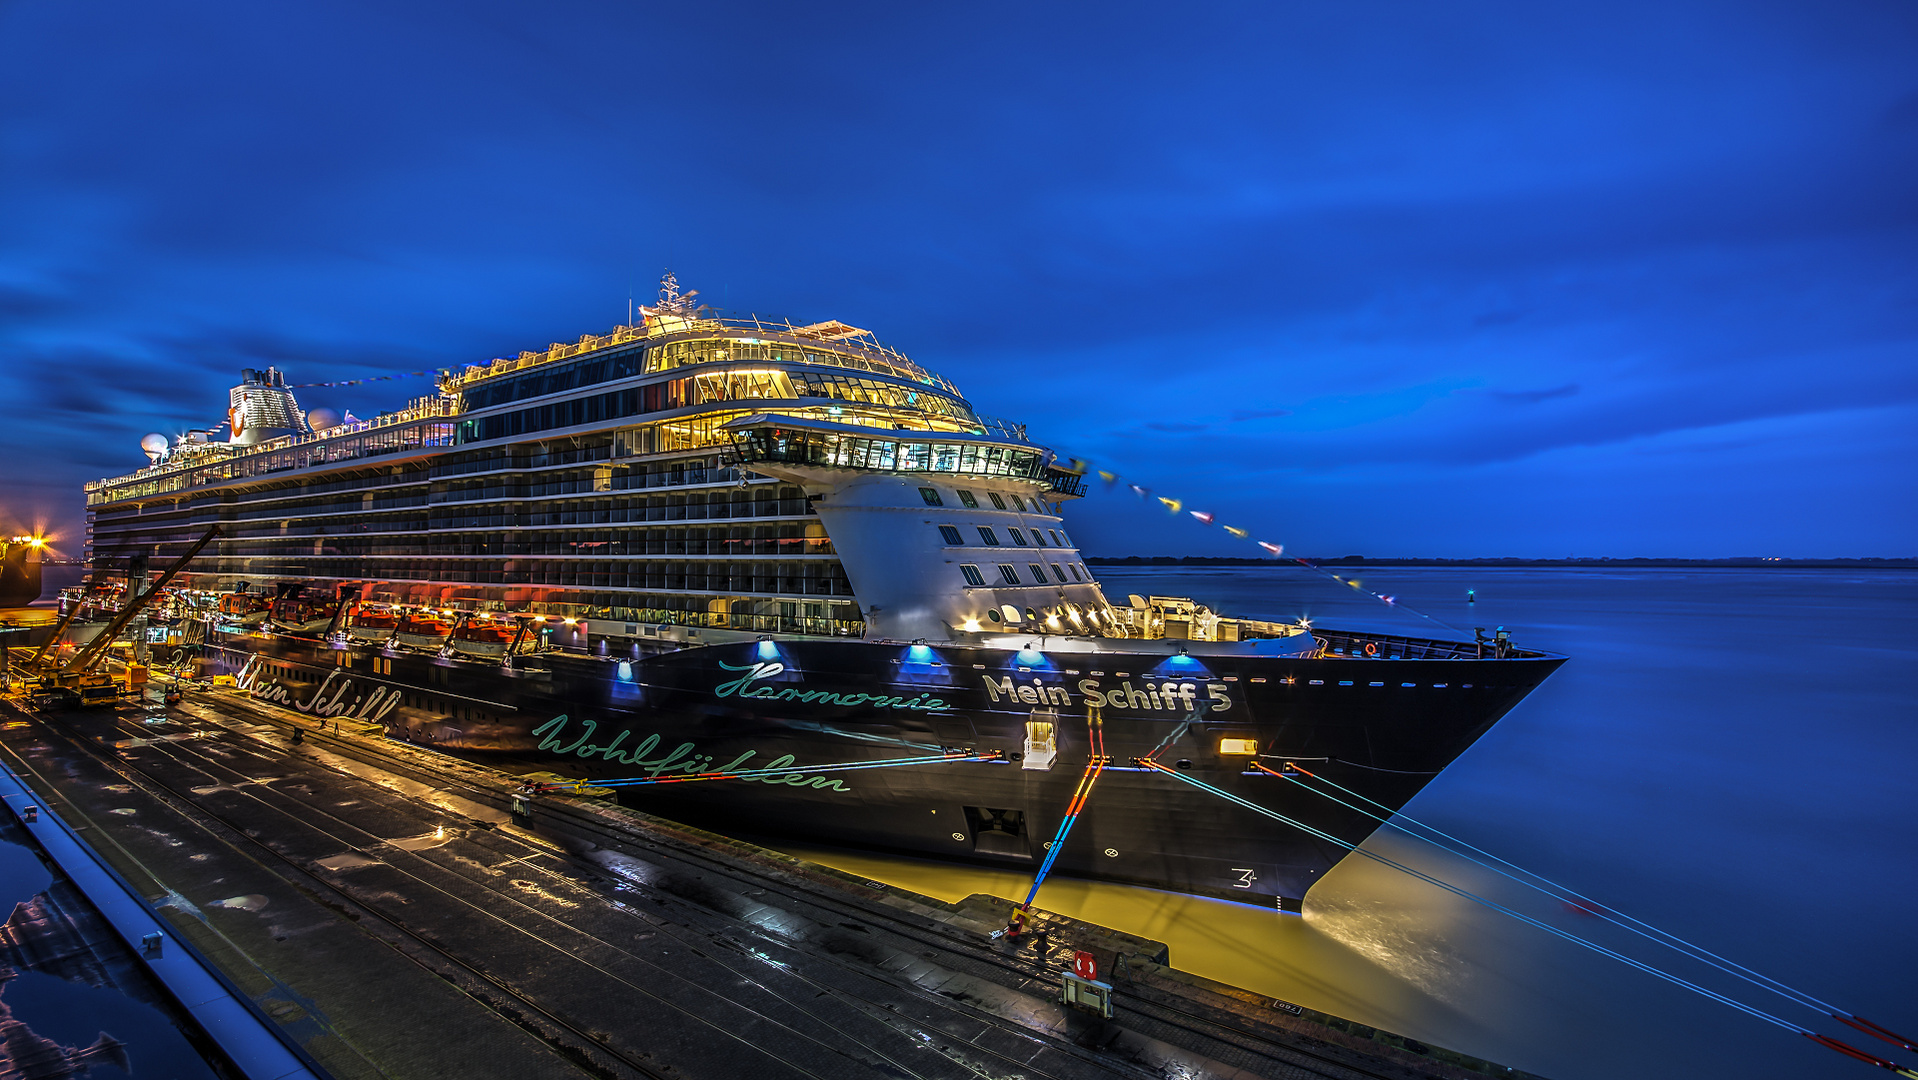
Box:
left=2, top=0, right=1913, bottom=557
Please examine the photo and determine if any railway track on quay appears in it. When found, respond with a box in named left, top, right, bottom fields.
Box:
left=0, top=682, right=1517, bottom=1080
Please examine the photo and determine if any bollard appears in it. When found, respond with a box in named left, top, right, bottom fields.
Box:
left=22, top=805, right=38, bottom=823
left=141, top=931, right=164, bottom=958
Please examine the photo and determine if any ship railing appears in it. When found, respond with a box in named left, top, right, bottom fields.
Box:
left=441, top=314, right=962, bottom=398
left=1045, top=470, right=1086, bottom=498
left=525, top=606, right=864, bottom=639
left=1310, top=627, right=1554, bottom=661
left=87, top=396, right=463, bottom=505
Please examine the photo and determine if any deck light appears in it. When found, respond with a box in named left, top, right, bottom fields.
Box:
left=1219, top=738, right=1258, bottom=756
left=962, top=618, right=981, bottom=632
left=616, top=660, right=634, bottom=681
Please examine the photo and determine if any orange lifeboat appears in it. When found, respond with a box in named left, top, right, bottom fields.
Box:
left=217, top=592, right=270, bottom=626
left=345, top=605, right=399, bottom=642
left=449, top=615, right=517, bottom=659
left=269, top=595, right=339, bottom=634
left=393, top=610, right=454, bottom=650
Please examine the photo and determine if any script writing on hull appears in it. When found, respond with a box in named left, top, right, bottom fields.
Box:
left=532, top=714, right=852, bottom=792
left=237, top=659, right=402, bottom=723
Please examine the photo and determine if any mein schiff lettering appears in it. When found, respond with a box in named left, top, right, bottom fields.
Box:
left=982, top=675, right=1234, bottom=712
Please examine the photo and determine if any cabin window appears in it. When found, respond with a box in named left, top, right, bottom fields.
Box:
left=1049, top=530, right=1064, bottom=546
left=960, top=564, right=986, bottom=586
left=977, top=526, right=1001, bottom=546
left=918, top=487, right=943, bottom=506
left=1050, top=564, right=1068, bottom=583
left=938, top=525, right=964, bottom=545
left=998, top=564, right=1020, bottom=585
left=1008, top=528, right=1027, bottom=546
left=956, top=489, right=979, bottom=508
left=988, top=492, right=1006, bottom=509
left=1009, top=495, right=1027, bottom=511
left=1028, top=563, right=1047, bottom=584
left=1030, top=529, right=1047, bottom=547
left=1068, top=564, right=1083, bottom=582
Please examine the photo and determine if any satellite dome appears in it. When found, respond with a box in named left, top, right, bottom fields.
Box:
left=140, top=433, right=170, bottom=454
left=306, top=407, right=342, bottom=431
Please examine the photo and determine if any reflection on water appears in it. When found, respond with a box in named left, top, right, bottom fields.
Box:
left=0, top=806, right=221, bottom=1079
left=793, top=567, right=1918, bottom=1080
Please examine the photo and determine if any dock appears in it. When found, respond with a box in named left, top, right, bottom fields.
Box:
left=0, top=676, right=1543, bottom=1080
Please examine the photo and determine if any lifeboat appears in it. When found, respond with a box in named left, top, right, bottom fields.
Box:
left=269, top=595, right=340, bottom=634
left=393, top=610, right=454, bottom=650
left=217, top=592, right=271, bottom=626
left=448, top=615, right=517, bottom=659
left=344, top=605, right=399, bottom=642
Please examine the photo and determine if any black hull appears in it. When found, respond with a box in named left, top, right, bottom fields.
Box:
left=201, top=627, right=1564, bottom=909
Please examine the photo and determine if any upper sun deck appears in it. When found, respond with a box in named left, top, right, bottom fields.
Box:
left=84, top=281, right=987, bottom=508
left=440, top=311, right=962, bottom=401
left=86, top=395, right=461, bottom=507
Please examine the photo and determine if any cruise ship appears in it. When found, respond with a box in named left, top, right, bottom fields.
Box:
left=80, top=276, right=1565, bottom=909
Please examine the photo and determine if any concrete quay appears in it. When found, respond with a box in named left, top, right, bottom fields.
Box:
left=0, top=678, right=1543, bottom=1080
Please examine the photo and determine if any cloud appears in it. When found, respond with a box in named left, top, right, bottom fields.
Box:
left=1487, top=383, right=1581, bottom=404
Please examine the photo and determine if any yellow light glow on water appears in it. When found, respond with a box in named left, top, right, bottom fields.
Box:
left=1219, top=738, right=1258, bottom=756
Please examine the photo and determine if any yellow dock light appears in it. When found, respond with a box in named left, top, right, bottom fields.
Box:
left=1219, top=738, right=1258, bottom=756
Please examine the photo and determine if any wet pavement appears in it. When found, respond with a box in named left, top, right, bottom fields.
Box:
left=0, top=677, right=1539, bottom=1080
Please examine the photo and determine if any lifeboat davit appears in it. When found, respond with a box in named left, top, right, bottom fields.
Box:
left=449, top=616, right=517, bottom=659
left=344, top=605, right=399, bottom=642
left=393, top=611, right=453, bottom=650
left=269, top=595, right=339, bottom=634
left=217, top=592, right=271, bottom=626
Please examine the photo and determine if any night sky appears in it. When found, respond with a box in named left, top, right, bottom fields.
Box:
left=3, top=1, right=1914, bottom=559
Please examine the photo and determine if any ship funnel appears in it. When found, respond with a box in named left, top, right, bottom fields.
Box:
left=228, top=366, right=309, bottom=445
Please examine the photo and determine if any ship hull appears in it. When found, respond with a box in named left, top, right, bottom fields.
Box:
left=201, top=625, right=1562, bottom=909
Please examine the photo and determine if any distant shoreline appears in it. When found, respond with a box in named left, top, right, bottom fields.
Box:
left=1087, top=556, right=1918, bottom=569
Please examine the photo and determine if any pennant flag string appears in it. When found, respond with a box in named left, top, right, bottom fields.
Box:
left=285, top=369, right=449, bottom=389
left=1058, top=457, right=1467, bottom=634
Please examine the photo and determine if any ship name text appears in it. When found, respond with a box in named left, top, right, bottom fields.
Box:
left=983, top=676, right=1233, bottom=713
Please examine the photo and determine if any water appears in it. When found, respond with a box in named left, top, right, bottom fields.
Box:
left=786, top=566, right=1918, bottom=1080
left=0, top=823, right=222, bottom=1080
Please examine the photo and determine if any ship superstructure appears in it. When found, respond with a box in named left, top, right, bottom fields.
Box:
left=86, top=276, right=1091, bottom=641
left=78, top=277, right=1566, bottom=909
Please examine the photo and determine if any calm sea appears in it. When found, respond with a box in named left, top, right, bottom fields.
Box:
left=789, top=566, right=1918, bottom=1080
